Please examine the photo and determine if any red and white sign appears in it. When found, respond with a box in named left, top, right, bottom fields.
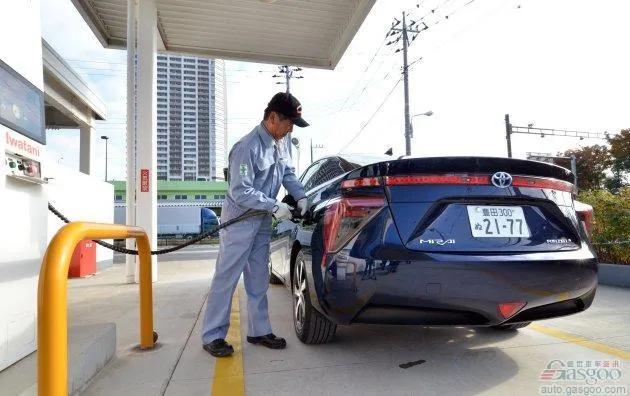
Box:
left=3, top=126, right=42, bottom=160
left=140, top=169, right=150, bottom=192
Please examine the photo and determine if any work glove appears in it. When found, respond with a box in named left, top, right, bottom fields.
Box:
left=272, top=202, right=293, bottom=221
left=297, top=198, right=308, bottom=216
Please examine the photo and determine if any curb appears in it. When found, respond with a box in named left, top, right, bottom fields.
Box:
left=598, top=263, right=630, bottom=288
left=0, top=323, right=116, bottom=395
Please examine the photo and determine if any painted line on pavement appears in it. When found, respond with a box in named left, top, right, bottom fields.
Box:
left=211, top=288, right=245, bottom=396
left=530, top=323, right=630, bottom=360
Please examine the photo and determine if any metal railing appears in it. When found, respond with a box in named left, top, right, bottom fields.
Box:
left=38, top=222, right=156, bottom=396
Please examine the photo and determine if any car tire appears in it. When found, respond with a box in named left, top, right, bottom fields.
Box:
left=491, top=321, right=531, bottom=330
left=292, top=251, right=336, bottom=344
left=269, top=259, right=283, bottom=285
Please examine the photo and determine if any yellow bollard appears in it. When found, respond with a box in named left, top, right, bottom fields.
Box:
left=38, top=222, right=154, bottom=396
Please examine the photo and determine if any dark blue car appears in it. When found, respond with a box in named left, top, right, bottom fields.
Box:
left=269, top=155, right=597, bottom=344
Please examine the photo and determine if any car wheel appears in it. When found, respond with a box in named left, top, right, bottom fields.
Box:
left=491, top=321, right=531, bottom=330
left=292, top=251, right=336, bottom=344
left=269, top=258, right=283, bottom=285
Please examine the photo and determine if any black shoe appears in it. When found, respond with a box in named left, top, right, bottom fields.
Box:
left=203, top=338, right=234, bottom=357
left=246, top=333, right=287, bottom=349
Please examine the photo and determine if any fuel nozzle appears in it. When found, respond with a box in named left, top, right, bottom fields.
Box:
left=289, top=206, right=311, bottom=223
left=290, top=206, right=303, bottom=222
left=282, top=195, right=311, bottom=223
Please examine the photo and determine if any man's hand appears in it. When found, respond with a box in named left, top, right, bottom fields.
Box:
left=297, top=198, right=308, bottom=216
left=273, top=202, right=293, bottom=221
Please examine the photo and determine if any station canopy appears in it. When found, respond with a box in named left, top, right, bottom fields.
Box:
left=71, top=0, right=376, bottom=69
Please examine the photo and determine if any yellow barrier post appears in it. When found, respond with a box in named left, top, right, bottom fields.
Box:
left=38, top=222, right=155, bottom=396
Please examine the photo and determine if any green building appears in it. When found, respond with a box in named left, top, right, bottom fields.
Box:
left=111, top=180, right=228, bottom=209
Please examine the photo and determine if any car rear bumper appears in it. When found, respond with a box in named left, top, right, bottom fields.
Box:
left=319, top=247, right=598, bottom=326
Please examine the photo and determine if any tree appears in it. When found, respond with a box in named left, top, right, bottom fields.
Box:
left=578, top=188, right=630, bottom=264
left=607, top=129, right=630, bottom=192
left=561, top=145, right=612, bottom=191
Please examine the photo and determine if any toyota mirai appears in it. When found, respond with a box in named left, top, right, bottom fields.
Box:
left=269, top=155, right=597, bottom=344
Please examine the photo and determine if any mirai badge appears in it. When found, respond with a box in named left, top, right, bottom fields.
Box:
left=419, top=239, right=456, bottom=246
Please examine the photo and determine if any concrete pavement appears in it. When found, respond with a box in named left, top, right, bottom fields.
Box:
left=74, top=256, right=629, bottom=395
left=74, top=259, right=215, bottom=395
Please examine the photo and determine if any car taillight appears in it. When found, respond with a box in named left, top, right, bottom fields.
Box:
left=498, top=301, right=526, bottom=319
left=384, top=174, right=489, bottom=186
left=574, top=201, right=594, bottom=240
left=340, top=177, right=381, bottom=188
left=377, top=173, right=576, bottom=193
left=511, top=176, right=576, bottom=194
left=322, top=197, right=386, bottom=266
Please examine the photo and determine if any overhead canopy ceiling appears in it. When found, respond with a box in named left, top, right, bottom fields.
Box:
left=71, top=0, right=376, bottom=69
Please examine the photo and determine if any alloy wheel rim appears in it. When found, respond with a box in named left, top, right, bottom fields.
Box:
left=293, top=258, right=307, bottom=332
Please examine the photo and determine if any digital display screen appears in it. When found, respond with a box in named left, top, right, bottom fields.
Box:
left=0, top=59, right=45, bottom=144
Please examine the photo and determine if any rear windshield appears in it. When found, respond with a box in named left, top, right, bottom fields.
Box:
left=341, top=154, right=389, bottom=167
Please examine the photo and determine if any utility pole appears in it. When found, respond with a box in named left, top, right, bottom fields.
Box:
left=272, top=65, right=304, bottom=93
left=310, top=140, right=324, bottom=163
left=272, top=65, right=304, bottom=165
left=505, top=113, right=613, bottom=158
left=285, top=67, right=290, bottom=93
left=387, top=13, right=427, bottom=156
left=505, top=114, right=513, bottom=158
left=402, top=13, right=411, bottom=157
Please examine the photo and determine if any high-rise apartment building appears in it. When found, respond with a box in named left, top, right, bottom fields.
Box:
left=156, top=54, right=227, bottom=181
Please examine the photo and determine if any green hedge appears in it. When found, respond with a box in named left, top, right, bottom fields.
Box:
left=578, top=188, right=630, bottom=265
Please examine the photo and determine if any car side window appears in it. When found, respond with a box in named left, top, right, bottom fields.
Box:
left=300, top=160, right=324, bottom=191
left=339, top=158, right=361, bottom=173
left=305, top=158, right=347, bottom=191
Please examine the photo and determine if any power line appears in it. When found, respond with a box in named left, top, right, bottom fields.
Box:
left=328, top=0, right=468, bottom=118
left=406, top=56, right=424, bottom=70
left=335, top=1, right=452, bottom=115
left=400, top=0, right=517, bottom=80
left=333, top=0, right=478, bottom=152
left=335, top=37, right=391, bottom=113
left=338, top=29, right=415, bottom=115
left=338, top=77, right=403, bottom=153
left=76, top=72, right=127, bottom=77
left=406, top=0, right=481, bottom=51
left=71, top=65, right=126, bottom=71
left=225, top=68, right=276, bottom=73
left=66, top=59, right=125, bottom=65
left=363, top=36, right=389, bottom=73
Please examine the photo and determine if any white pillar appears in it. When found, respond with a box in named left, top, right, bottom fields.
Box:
left=79, top=121, right=96, bottom=175
left=126, top=0, right=158, bottom=283
left=125, top=0, right=138, bottom=283
left=136, top=0, right=158, bottom=283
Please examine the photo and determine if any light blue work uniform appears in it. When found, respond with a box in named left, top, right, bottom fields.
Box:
left=202, top=123, right=306, bottom=344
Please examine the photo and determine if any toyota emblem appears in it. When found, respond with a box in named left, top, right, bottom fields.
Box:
left=491, top=172, right=513, bottom=188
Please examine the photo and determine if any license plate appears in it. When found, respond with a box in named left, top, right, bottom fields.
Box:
left=467, top=206, right=531, bottom=238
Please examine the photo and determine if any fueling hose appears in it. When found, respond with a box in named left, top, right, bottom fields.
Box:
left=47, top=202, right=302, bottom=256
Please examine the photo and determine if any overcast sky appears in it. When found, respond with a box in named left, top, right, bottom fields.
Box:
left=41, top=0, right=630, bottom=180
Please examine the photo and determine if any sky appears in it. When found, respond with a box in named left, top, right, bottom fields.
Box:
left=40, top=0, right=630, bottom=180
